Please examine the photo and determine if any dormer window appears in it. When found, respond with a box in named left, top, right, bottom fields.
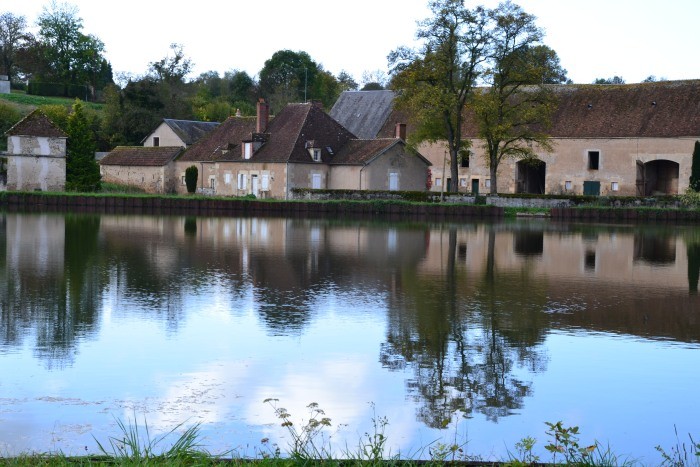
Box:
left=243, top=142, right=253, bottom=160
left=312, top=148, right=321, bottom=162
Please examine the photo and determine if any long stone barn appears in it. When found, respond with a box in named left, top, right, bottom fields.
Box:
left=335, top=81, right=700, bottom=196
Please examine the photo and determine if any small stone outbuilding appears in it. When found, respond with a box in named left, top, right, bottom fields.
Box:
left=2, top=109, right=66, bottom=192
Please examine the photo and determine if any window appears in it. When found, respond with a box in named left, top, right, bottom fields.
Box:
left=243, top=142, right=252, bottom=159
left=611, top=181, right=619, bottom=192
left=261, top=173, right=270, bottom=191
left=312, top=173, right=322, bottom=189
left=153, top=136, right=159, bottom=147
left=238, top=173, right=247, bottom=190
left=485, top=179, right=491, bottom=189
left=209, top=177, right=215, bottom=190
left=565, top=180, right=572, bottom=191
left=224, top=173, right=231, bottom=184
left=181, top=175, right=186, bottom=185
left=435, top=177, right=442, bottom=187
left=588, top=151, right=600, bottom=170
left=389, top=172, right=399, bottom=191
left=460, top=178, right=467, bottom=187
left=460, top=153, right=469, bottom=168
left=312, top=149, right=321, bottom=162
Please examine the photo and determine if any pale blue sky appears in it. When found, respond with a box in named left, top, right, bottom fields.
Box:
left=8, top=0, right=699, bottom=85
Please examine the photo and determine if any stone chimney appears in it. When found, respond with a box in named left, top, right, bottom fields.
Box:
left=395, top=123, right=407, bottom=141
left=256, top=98, right=269, bottom=133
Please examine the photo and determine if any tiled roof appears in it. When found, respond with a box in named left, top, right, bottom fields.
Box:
left=251, top=103, right=356, bottom=163
left=178, top=116, right=256, bottom=162
left=4, top=109, right=67, bottom=138
left=155, top=119, right=219, bottom=145
left=330, top=90, right=396, bottom=139
left=378, top=80, right=700, bottom=139
left=330, top=139, right=402, bottom=165
left=99, top=146, right=183, bottom=166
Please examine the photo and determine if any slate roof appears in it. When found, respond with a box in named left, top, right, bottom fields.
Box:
left=377, top=80, right=700, bottom=139
left=100, top=146, right=183, bottom=166
left=5, top=109, right=67, bottom=138
left=178, top=116, right=256, bottom=162
left=251, top=103, right=356, bottom=163
left=142, top=119, right=220, bottom=145
left=330, top=90, right=396, bottom=139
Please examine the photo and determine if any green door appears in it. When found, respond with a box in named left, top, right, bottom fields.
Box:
left=583, top=181, right=600, bottom=196
left=471, top=179, right=479, bottom=195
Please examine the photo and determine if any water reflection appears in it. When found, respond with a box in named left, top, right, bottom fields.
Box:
left=0, top=212, right=698, bottom=458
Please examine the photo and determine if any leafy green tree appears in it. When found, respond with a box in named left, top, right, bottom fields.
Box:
left=337, top=70, right=358, bottom=92
left=0, top=12, right=30, bottom=82
left=36, top=1, right=112, bottom=91
left=472, top=1, right=556, bottom=194
left=185, top=165, right=198, bottom=193
left=148, top=43, right=192, bottom=84
left=66, top=99, right=100, bottom=191
left=515, top=44, right=569, bottom=84
left=389, top=0, right=490, bottom=192
left=691, top=140, right=700, bottom=192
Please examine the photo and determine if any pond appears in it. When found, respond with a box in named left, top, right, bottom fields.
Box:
left=0, top=211, right=698, bottom=462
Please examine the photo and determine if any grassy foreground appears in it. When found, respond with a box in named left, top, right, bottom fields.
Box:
left=1, top=403, right=698, bottom=466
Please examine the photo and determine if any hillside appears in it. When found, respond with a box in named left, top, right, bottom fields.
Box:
left=0, top=91, right=104, bottom=115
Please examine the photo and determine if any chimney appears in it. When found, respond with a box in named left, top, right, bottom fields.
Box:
left=256, top=98, right=269, bottom=133
left=395, top=123, right=407, bottom=141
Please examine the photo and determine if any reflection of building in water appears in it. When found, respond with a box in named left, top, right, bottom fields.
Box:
left=416, top=223, right=700, bottom=342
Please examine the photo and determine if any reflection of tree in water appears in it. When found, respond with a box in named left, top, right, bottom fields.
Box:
left=381, top=227, right=549, bottom=428
left=0, top=214, right=105, bottom=367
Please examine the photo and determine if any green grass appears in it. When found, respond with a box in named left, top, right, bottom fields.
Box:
left=0, top=91, right=104, bottom=113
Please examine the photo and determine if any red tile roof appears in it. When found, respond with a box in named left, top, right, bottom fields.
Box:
left=330, top=139, right=402, bottom=165
left=5, top=109, right=67, bottom=138
left=100, top=146, right=183, bottom=166
left=252, top=103, right=356, bottom=163
left=178, top=116, right=256, bottom=162
left=379, top=80, right=700, bottom=139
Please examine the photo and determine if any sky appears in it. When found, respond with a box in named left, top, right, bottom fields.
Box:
left=6, top=0, right=700, bottom=86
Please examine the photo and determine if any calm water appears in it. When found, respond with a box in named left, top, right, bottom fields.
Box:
left=0, top=212, right=698, bottom=462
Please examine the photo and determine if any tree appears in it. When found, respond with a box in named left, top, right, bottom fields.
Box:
left=593, top=76, right=625, bottom=85
left=258, top=50, right=341, bottom=110
left=36, top=1, right=112, bottom=91
left=515, top=44, right=569, bottom=84
left=690, top=140, right=700, bottom=192
left=337, top=70, right=358, bottom=92
left=66, top=100, right=101, bottom=192
left=0, top=12, right=30, bottom=82
left=389, top=0, right=490, bottom=193
left=472, top=1, right=556, bottom=194
left=148, top=43, right=193, bottom=84
left=185, top=166, right=198, bottom=193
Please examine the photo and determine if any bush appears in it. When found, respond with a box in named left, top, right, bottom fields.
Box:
left=185, top=166, right=198, bottom=193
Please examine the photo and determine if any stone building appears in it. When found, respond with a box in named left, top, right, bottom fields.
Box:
left=2, top=109, right=66, bottom=192
left=332, top=81, right=700, bottom=196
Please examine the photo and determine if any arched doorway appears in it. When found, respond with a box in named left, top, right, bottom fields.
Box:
left=516, top=159, right=546, bottom=194
left=637, top=160, right=679, bottom=195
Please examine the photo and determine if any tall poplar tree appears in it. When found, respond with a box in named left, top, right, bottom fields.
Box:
left=690, top=140, right=700, bottom=192
left=66, top=100, right=101, bottom=191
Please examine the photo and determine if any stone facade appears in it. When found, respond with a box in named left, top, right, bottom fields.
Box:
left=3, top=110, right=66, bottom=192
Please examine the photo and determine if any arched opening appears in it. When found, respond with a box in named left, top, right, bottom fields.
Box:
left=516, top=159, right=546, bottom=194
left=637, top=160, right=679, bottom=195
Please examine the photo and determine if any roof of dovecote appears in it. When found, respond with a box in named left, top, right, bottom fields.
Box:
left=4, top=109, right=67, bottom=138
